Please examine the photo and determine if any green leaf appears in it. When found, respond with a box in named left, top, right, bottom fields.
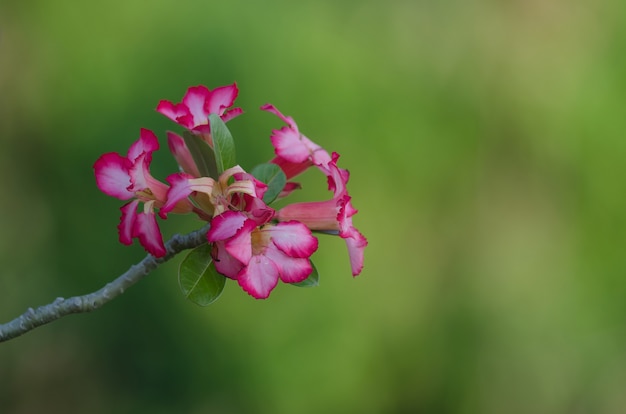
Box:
left=178, top=244, right=226, bottom=306
left=209, top=114, right=236, bottom=174
left=292, top=261, right=320, bottom=287
left=182, top=131, right=218, bottom=178
left=251, top=163, right=287, bottom=204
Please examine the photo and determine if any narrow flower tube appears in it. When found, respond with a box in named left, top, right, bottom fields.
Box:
left=276, top=199, right=340, bottom=231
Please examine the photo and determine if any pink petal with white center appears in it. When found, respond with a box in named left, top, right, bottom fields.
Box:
left=133, top=211, right=166, bottom=257
left=118, top=200, right=139, bottom=245
left=271, top=127, right=311, bottom=163
left=264, top=246, right=313, bottom=284
left=212, top=241, right=244, bottom=279
left=237, top=255, right=280, bottom=299
left=269, top=221, right=318, bottom=258
left=205, top=83, right=239, bottom=115
left=167, top=131, right=200, bottom=177
left=127, top=128, right=160, bottom=162
left=94, top=153, right=134, bottom=200
left=224, top=220, right=256, bottom=265
left=207, top=211, right=249, bottom=242
left=183, top=85, right=211, bottom=127
left=161, top=174, right=214, bottom=215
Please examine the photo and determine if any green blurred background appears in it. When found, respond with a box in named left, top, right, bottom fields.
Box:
left=2, top=0, right=626, bottom=413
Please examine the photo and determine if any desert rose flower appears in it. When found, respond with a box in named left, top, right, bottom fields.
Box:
left=277, top=153, right=367, bottom=276
left=208, top=209, right=319, bottom=299
left=160, top=166, right=268, bottom=218
left=157, top=83, right=243, bottom=140
left=94, top=129, right=191, bottom=257
left=261, top=103, right=332, bottom=179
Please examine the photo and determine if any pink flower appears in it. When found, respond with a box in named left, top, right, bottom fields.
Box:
left=207, top=210, right=319, bottom=299
left=276, top=153, right=367, bottom=276
left=94, top=129, right=191, bottom=257
left=157, top=84, right=243, bottom=137
left=261, top=104, right=332, bottom=179
left=160, top=166, right=268, bottom=218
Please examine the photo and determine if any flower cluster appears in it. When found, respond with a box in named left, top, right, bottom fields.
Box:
left=94, top=84, right=367, bottom=299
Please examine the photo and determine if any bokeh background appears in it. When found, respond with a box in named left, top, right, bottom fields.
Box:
left=2, top=0, right=626, bottom=413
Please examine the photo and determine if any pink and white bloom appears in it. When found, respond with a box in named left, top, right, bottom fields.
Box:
left=208, top=210, right=319, bottom=299
left=160, top=166, right=268, bottom=218
left=94, top=129, right=191, bottom=257
left=261, top=104, right=332, bottom=179
left=276, top=153, right=367, bottom=276
left=157, top=83, right=243, bottom=138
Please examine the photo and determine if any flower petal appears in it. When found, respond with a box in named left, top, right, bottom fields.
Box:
left=133, top=210, right=166, bottom=257
left=265, top=246, right=313, bottom=284
left=344, top=229, right=368, bottom=276
left=237, top=255, right=280, bottom=299
left=118, top=200, right=139, bottom=245
left=94, top=153, right=134, bottom=200
left=212, top=241, right=244, bottom=279
left=161, top=174, right=214, bottom=215
left=270, top=127, right=311, bottom=163
left=207, top=211, right=249, bottom=242
left=337, top=196, right=367, bottom=276
left=206, top=83, right=239, bottom=115
left=270, top=156, right=313, bottom=180
left=325, top=152, right=349, bottom=194
left=269, top=221, right=319, bottom=258
left=221, top=107, right=243, bottom=123
left=183, top=85, right=211, bottom=127
left=156, top=100, right=189, bottom=126
left=260, top=103, right=297, bottom=129
left=127, top=128, right=159, bottom=162
left=128, top=153, right=169, bottom=202
left=159, top=84, right=242, bottom=131
left=224, top=220, right=256, bottom=265
left=243, top=195, right=275, bottom=225
left=231, top=171, right=269, bottom=200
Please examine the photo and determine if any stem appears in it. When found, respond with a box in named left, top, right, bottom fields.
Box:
left=0, top=224, right=210, bottom=343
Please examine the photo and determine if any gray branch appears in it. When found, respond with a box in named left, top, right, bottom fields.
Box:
left=0, top=224, right=210, bottom=343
